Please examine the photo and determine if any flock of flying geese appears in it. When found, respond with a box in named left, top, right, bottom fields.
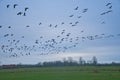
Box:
left=100, top=3, right=112, bottom=15
left=0, top=1, right=120, bottom=58
left=6, top=4, right=29, bottom=16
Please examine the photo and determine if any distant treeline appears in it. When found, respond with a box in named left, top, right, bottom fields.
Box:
left=0, top=56, right=120, bottom=69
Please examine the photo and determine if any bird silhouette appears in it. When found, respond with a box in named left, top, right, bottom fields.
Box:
left=21, top=36, right=24, bottom=38
left=8, top=26, right=11, bottom=28
left=26, top=25, right=30, bottom=27
left=81, top=37, right=86, bottom=41
left=74, top=6, right=79, bottom=10
left=13, top=4, right=18, bottom=8
left=4, top=34, right=9, bottom=37
left=69, top=15, right=74, bottom=17
left=11, top=34, right=14, bottom=36
left=109, top=6, right=112, bottom=9
left=39, top=22, right=42, bottom=25
left=6, top=4, right=10, bottom=8
left=66, top=33, right=71, bottom=37
left=78, top=16, right=82, bottom=18
left=0, top=25, right=2, bottom=28
left=105, top=10, right=112, bottom=14
left=117, top=34, right=120, bottom=36
left=57, top=35, right=60, bottom=38
left=54, top=25, right=57, bottom=28
left=35, top=40, right=39, bottom=44
left=106, top=3, right=111, bottom=6
left=23, top=12, right=26, bottom=16
left=87, top=36, right=94, bottom=40
left=82, top=8, right=88, bottom=13
left=61, top=22, right=64, bottom=25
left=101, top=21, right=105, bottom=24
left=49, top=24, right=52, bottom=27
left=75, top=21, right=79, bottom=24
left=100, top=12, right=106, bottom=15
left=17, top=12, right=22, bottom=15
left=40, top=36, right=43, bottom=38
left=71, top=24, right=76, bottom=26
left=25, top=7, right=29, bottom=11
left=61, top=32, right=65, bottom=35
left=69, top=22, right=72, bottom=24
left=81, top=30, right=84, bottom=33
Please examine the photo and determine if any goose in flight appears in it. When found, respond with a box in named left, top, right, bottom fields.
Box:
left=4, top=34, right=9, bottom=37
left=69, top=22, right=72, bottom=24
left=75, top=21, right=79, bottom=24
left=61, top=22, right=64, bottom=25
left=66, top=33, right=71, bottom=37
left=106, top=10, right=112, bottom=13
left=17, top=12, right=22, bottom=15
left=78, top=16, right=82, bottom=18
left=74, top=6, right=79, bottom=10
left=54, top=25, right=57, bottom=28
left=0, top=25, right=2, bottom=28
left=26, top=25, right=30, bottom=27
left=11, top=34, right=14, bottom=36
left=40, top=36, right=43, bottom=39
left=23, top=12, right=26, bottom=16
left=8, top=26, right=11, bottom=28
left=25, top=7, right=29, bottom=11
left=109, top=6, right=112, bottom=9
left=57, top=35, right=60, bottom=38
left=49, top=24, right=52, bottom=27
left=81, top=30, right=84, bottom=33
left=69, top=15, right=74, bottom=17
left=117, top=34, right=120, bottom=36
left=6, top=4, right=10, bottom=8
left=13, top=4, right=18, bottom=8
left=101, top=21, right=105, bottom=24
left=71, top=24, right=76, bottom=26
left=21, top=36, right=24, bottom=38
left=39, top=22, right=42, bottom=25
left=82, top=8, right=88, bottom=13
left=100, top=12, right=106, bottom=15
left=106, top=3, right=111, bottom=6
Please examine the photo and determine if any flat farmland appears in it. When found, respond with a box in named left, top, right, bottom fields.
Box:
left=0, top=66, right=120, bottom=80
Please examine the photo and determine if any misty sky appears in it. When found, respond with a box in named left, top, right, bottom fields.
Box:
left=0, top=0, right=120, bottom=65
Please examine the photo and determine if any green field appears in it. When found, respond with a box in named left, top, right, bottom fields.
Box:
left=0, top=66, right=120, bottom=80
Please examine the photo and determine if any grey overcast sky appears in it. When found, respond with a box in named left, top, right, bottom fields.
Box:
left=0, top=0, right=120, bottom=65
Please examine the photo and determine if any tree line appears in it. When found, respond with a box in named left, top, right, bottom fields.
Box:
left=38, top=56, right=97, bottom=67
left=1, top=56, right=120, bottom=69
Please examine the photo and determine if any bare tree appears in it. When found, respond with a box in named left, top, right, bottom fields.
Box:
left=68, top=57, right=73, bottom=63
left=92, top=56, right=97, bottom=65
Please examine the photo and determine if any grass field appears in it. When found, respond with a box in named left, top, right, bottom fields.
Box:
left=0, top=66, right=120, bottom=80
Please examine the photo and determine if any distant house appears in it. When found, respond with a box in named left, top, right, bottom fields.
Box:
left=2, top=64, right=17, bottom=69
